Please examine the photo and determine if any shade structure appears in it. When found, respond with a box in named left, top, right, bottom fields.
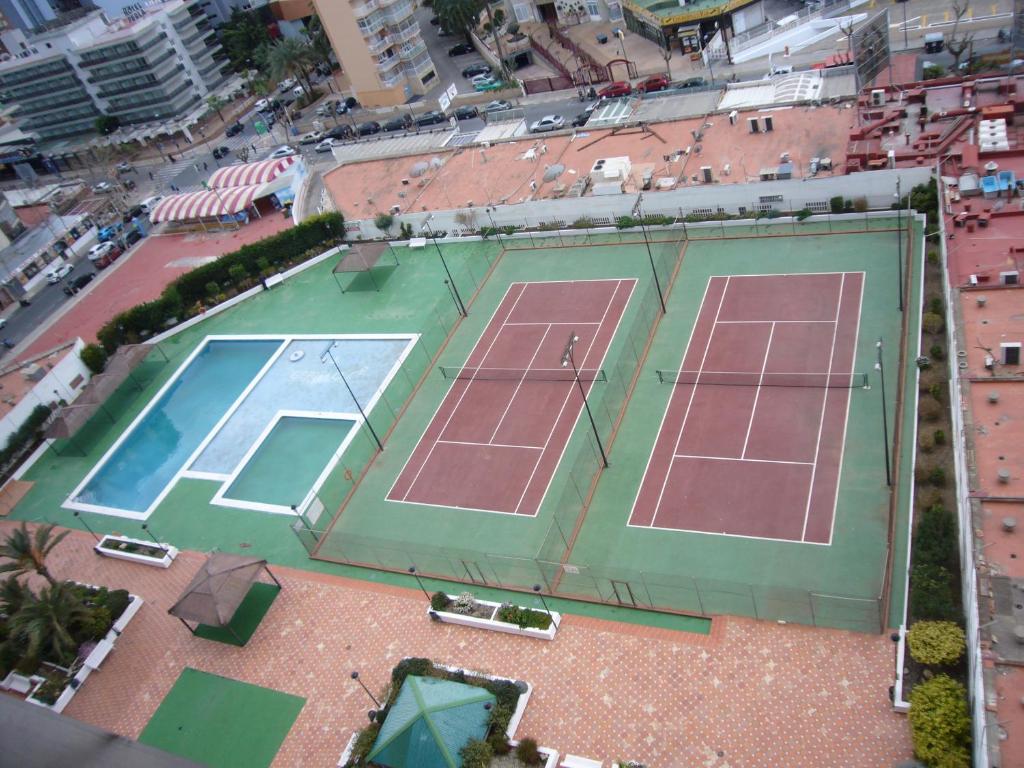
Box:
left=207, top=156, right=297, bottom=189
left=168, top=552, right=277, bottom=628
left=367, top=676, right=494, bottom=768
left=149, top=186, right=260, bottom=224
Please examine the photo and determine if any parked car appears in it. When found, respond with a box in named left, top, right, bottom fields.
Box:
left=139, top=195, right=163, bottom=214
left=124, top=229, right=143, bottom=248
left=637, top=74, right=669, bottom=93
left=448, top=43, right=474, bottom=56
left=45, top=264, right=73, bottom=284
left=415, top=110, right=446, bottom=127
left=357, top=121, right=381, bottom=136
left=454, top=105, right=479, bottom=120
left=63, top=272, right=95, bottom=296
left=315, top=138, right=341, bottom=152
left=299, top=130, right=325, bottom=145
left=482, top=99, right=512, bottom=113
left=316, top=101, right=336, bottom=116
left=474, top=79, right=503, bottom=92
left=212, top=146, right=230, bottom=159
left=529, top=114, right=565, bottom=133
left=97, top=222, right=123, bottom=242
left=268, top=145, right=297, bottom=159
left=87, top=242, right=120, bottom=266
left=470, top=72, right=494, bottom=85
left=278, top=77, right=297, bottom=92
left=382, top=115, right=411, bottom=132
left=327, top=125, right=353, bottom=140
left=254, top=98, right=271, bottom=112
left=225, top=122, right=244, bottom=137
left=462, top=63, right=491, bottom=78
left=122, top=205, right=144, bottom=223
left=597, top=81, right=632, bottom=98
left=571, top=111, right=591, bottom=127
left=115, top=161, right=134, bottom=174
left=91, top=181, right=114, bottom=194
left=678, top=76, right=707, bottom=89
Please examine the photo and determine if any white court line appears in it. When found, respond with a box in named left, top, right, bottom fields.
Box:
left=650, top=276, right=731, bottom=528
left=503, top=321, right=600, bottom=327
left=714, top=319, right=835, bottom=324
left=672, top=453, right=813, bottom=466
left=397, top=283, right=528, bottom=501
left=488, top=323, right=553, bottom=443
left=437, top=439, right=542, bottom=450
left=800, top=272, right=845, bottom=542
left=740, top=321, right=775, bottom=460
left=513, top=279, right=625, bottom=515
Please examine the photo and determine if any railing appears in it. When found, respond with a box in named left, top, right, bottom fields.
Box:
left=352, top=0, right=380, bottom=19
left=398, top=41, right=427, bottom=61
left=527, top=33, right=572, bottom=79
left=390, top=22, right=420, bottom=44
left=730, top=0, right=852, bottom=53
left=367, top=36, right=390, bottom=55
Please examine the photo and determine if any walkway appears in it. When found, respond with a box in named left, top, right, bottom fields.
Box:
left=16, top=524, right=913, bottom=767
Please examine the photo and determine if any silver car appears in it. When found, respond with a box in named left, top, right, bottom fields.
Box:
left=529, top=115, right=564, bottom=133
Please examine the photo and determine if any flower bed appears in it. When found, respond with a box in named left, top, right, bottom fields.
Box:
left=429, top=592, right=560, bottom=641
left=95, top=534, right=178, bottom=568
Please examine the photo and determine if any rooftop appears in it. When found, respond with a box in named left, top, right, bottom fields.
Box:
left=624, top=0, right=749, bottom=24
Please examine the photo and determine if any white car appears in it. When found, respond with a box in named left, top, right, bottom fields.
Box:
left=483, top=100, right=512, bottom=113
left=268, top=145, right=297, bottom=159
left=45, top=264, right=73, bottom=284
left=87, top=242, right=116, bottom=262
left=92, top=181, right=114, bottom=194
left=278, top=77, right=296, bottom=92
left=314, top=138, right=340, bottom=153
left=470, top=73, right=494, bottom=85
left=529, top=115, right=565, bottom=133
left=299, top=130, right=324, bottom=145
left=315, top=101, right=336, bottom=117
left=254, top=97, right=271, bottom=112
left=140, top=195, right=163, bottom=213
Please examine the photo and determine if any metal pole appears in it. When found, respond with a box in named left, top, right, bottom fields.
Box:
left=561, top=333, right=608, bottom=468
left=408, top=566, right=430, bottom=600
left=876, top=338, right=891, bottom=487
left=426, top=221, right=467, bottom=316
left=532, top=584, right=554, bottom=624
left=140, top=523, right=169, bottom=555
left=321, top=344, right=383, bottom=451
left=896, top=177, right=903, bottom=312
left=73, top=511, right=101, bottom=545
left=636, top=194, right=667, bottom=313
left=351, top=671, right=381, bottom=708
left=899, top=0, right=909, bottom=51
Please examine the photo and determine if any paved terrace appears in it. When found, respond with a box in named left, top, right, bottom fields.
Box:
left=8, top=523, right=912, bottom=767
left=324, top=105, right=851, bottom=219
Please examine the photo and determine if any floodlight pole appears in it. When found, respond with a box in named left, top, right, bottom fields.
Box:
left=876, top=337, right=892, bottom=487
left=73, top=511, right=101, bottom=545
left=351, top=671, right=381, bottom=708
left=561, top=333, right=608, bottom=468
left=895, top=177, right=904, bottom=312
left=532, top=584, right=554, bottom=625
left=634, top=193, right=666, bottom=314
left=425, top=216, right=467, bottom=317
left=321, top=343, right=383, bottom=451
left=140, top=523, right=169, bottom=555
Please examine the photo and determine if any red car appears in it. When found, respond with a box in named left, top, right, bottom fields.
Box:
left=597, top=81, right=632, bottom=98
left=637, top=74, right=669, bottom=93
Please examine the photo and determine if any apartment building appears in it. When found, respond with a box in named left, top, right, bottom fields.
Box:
left=0, top=1, right=231, bottom=141
left=313, top=0, right=436, bottom=107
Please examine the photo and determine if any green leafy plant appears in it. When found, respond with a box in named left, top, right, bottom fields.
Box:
left=80, top=343, right=108, bottom=375
left=30, top=670, right=69, bottom=705
left=515, top=737, right=542, bottom=766
left=929, top=344, right=944, bottom=361
left=910, top=564, right=960, bottom=623
left=829, top=195, right=845, bottom=214
left=919, top=431, right=935, bottom=452
left=929, top=467, right=946, bottom=487
left=205, top=281, right=220, bottom=299
left=227, top=263, right=248, bottom=283
left=451, top=591, right=478, bottom=615
left=918, top=397, right=942, bottom=422
left=907, top=621, right=966, bottom=666
left=7, top=583, right=94, bottom=666
left=495, top=603, right=551, bottom=630
left=908, top=674, right=970, bottom=767
left=345, top=721, right=380, bottom=767
left=0, top=404, right=52, bottom=471
left=929, top=297, right=944, bottom=315
left=795, top=208, right=812, bottom=220
left=0, top=522, right=68, bottom=587
left=374, top=212, right=395, bottom=233
left=430, top=591, right=451, bottom=611
left=460, top=738, right=493, bottom=768
left=914, top=504, right=958, bottom=572
left=934, top=429, right=946, bottom=445
left=922, top=312, right=944, bottom=335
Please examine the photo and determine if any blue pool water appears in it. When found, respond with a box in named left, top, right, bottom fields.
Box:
left=73, top=340, right=280, bottom=514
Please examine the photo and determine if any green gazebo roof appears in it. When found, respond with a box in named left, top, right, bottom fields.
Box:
left=366, top=676, right=496, bottom=768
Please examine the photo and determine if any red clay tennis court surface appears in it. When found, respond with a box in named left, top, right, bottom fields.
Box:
left=388, top=279, right=635, bottom=516
left=630, top=272, right=864, bottom=544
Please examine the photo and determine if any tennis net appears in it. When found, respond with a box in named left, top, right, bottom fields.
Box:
left=439, top=366, right=607, bottom=382
left=656, top=370, right=869, bottom=388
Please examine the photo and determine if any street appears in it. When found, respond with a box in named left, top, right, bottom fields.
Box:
left=1, top=257, right=99, bottom=351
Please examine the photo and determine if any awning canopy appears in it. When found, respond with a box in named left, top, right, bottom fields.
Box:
left=168, top=552, right=272, bottom=628
left=207, top=156, right=297, bottom=189
left=149, top=185, right=260, bottom=223
left=332, top=242, right=391, bottom=274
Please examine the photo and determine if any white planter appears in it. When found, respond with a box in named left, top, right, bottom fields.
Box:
left=336, top=731, right=359, bottom=767
left=27, top=676, right=75, bottom=713
left=95, top=535, right=177, bottom=568
left=1, top=671, right=35, bottom=694
left=508, top=740, right=559, bottom=768
left=111, top=594, right=144, bottom=635
left=429, top=595, right=560, bottom=640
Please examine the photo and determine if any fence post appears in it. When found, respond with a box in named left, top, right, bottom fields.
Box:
left=693, top=576, right=705, bottom=615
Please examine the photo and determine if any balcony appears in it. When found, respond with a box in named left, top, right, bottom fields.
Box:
left=383, top=1, right=414, bottom=23
left=86, top=49, right=176, bottom=84
left=108, top=83, right=194, bottom=113
left=397, top=41, right=426, bottom=61
left=366, top=35, right=390, bottom=54
left=376, top=54, right=402, bottom=74
left=404, top=57, right=435, bottom=77
left=390, top=22, right=421, bottom=44
left=380, top=71, right=404, bottom=88
left=351, top=0, right=379, bottom=19
left=15, top=93, right=92, bottom=117
left=359, top=15, right=385, bottom=36
left=0, top=61, right=73, bottom=88
left=77, top=33, right=167, bottom=67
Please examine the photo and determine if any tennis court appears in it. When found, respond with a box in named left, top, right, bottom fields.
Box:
left=388, top=279, right=635, bottom=516
left=630, top=272, right=864, bottom=544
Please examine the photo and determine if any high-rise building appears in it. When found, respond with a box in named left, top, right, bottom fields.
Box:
left=312, top=0, right=436, bottom=107
left=0, top=1, right=232, bottom=141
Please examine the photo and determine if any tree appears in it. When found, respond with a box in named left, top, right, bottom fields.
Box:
left=7, top=583, right=93, bottom=666
left=263, top=37, right=317, bottom=97
left=0, top=576, right=28, bottom=617
left=0, top=522, right=68, bottom=587
left=435, top=0, right=483, bottom=40
left=946, top=1, right=974, bottom=72
left=206, top=94, right=226, bottom=123
left=220, top=9, right=272, bottom=72
left=94, top=115, right=119, bottom=135
left=307, top=15, right=334, bottom=69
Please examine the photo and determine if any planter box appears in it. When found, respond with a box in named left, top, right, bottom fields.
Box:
left=1, top=671, right=35, bottom=694
left=27, top=674, right=75, bottom=714
left=95, top=535, right=177, bottom=568
left=508, top=740, right=559, bottom=768
left=111, top=593, right=144, bottom=635
left=429, top=595, right=560, bottom=640
left=561, top=756, right=603, bottom=768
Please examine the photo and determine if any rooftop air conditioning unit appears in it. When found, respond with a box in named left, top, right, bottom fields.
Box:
left=390, top=205, right=400, bottom=214
left=729, top=110, right=738, bottom=125
left=871, top=89, right=885, bottom=107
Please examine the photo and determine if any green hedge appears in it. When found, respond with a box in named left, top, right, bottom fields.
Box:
left=0, top=404, right=51, bottom=470
left=908, top=675, right=971, bottom=767
left=97, top=213, right=344, bottom=353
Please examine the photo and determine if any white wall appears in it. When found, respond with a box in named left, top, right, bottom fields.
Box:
left=731, top=1, right=765, bottom=35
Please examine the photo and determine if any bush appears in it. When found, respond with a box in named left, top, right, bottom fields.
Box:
left=205, top=281, right=220, bottom=298
left=0, top=404, right=51, bottom=470
left=460, top=739, right=493, bottom=768
left=795, top=208, right=812, bottom=220
left=922, top=312, right=944, bottom=335
left=923, top=64, right=947, bottom=80
left=80, top=343, right=108, bottom=375
left=927, top=250, right=939, bottom=265
left=488, top=701, right=514, bottom=736
left=915, top=504, right=958, bottom=572
left=910, top=564, right=960, bottom=622
left=919, top=397, right=942, bottom=422
left=929, top=344, right=944, bottom=361
left=934, top=429, right=946, bottom=445
left=929, top=297, right=944, bottom=315
left=515, top=737, right=543, bottom=766
left=909, top=675, right=970, bottom=767
left=489, top=732, right=512, bottom=754
left=227, top=263, right=248, bottom=283
left=496, top=603, right=551, bottom=630
left=919, top=431, right=935, bottom=452
left=451, top=592, right=477, bottom=615
left=430, top=591, right=450, bottom=611
left=374, top=212, right=394, bottom=232
left=852, top=196, right=868, bottom=213
left=346, top=722, right=380, bottom=767
left=907, top=621, right=966, bottom=666
left=829, top=195, right=845, bottom=214
left=928, top=382, right=944, bottom=402
left=929, top=467, right=946, bottom=487
left=390, top=657, right=432, bottom=691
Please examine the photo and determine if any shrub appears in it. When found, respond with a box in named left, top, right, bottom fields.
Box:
left=928, top=382, right=944, bottom=402
left=852, top=196, right=868, bottom=213
left=919, top=431, right=935, bottom=452
left=910, top=564, right=959, bottom=622
left=795, top=208, right=812, bottom=220
left=922, top=64, right=947, bottom=81
left=489, top=732, right=512, bottom=754
left=929, top=467, right=946, bottom=487
left=919, top=397, right=942, bottom=422
left=374, top=212, right=394, bottom=232
left=347, top=722, right=380, bottom=766
left=929, top=297, right=944, bottom=316
left=205, top=281, right=220, bottom=298
left=390, top=657, right=432, bottom=691
left=227, top=263, right=248, bottom=283
left=922, top=312, right=944, bottom=335
left=496, top=603, right=551, bottom=630
left=908, top=675, right=970, bottom=767
left=515, top=737, right=543, bottom=766
left=80, top=343, right=107, bottom=375
left=451, top=592, right=477, bottom=615
left=488, top=701, right=514, bottom=735
left=915, top=504, right=958, bottom=572
left=430, top=591, right=451, bottom=611
left=927, top=250, right=939, bottom=265
left=103, top=589, right=131, bottom=622
left=460, top=738, right=493, bottom=768
left=930, top=344, right=944, bottom=361
left=934, top=429, right=946, bottom=445
left=0, top=404, right=52, bottom=469
left=907, top=621, right=966, bottom=666
left=829, top=195, right=845, bottom=214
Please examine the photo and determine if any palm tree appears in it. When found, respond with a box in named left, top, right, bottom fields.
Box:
left=0, top=576, right=28, bottom=617
left=265, top=37, right=317, bottom=97
left=0, top=522, right=68, bottom=587
left=307, top=15, right=334, bottom=70
left=7, top=583, right=92, bottom=666
left=435, top=0, right=483, bottom=40
left=220, top=9, right=272, bottom=72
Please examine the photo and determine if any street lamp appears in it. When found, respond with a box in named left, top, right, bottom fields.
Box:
left=425, top=214, right=467, bottom=317
left=896, top=0, right=909, bottom=51
left=532, top=584, right=554, bottom=625
left=140, top=523, right=169, bottom=556
left=351, top=671, right=382, bottom=708
left=875, top=338, right=891, bottom=487
left=320, top=342, right=383, bottom=451
left=895, top=177, right=904, bottom=312
left=73, top=511, right=101, bottom=545
left=633, top=193, right=666, bottom=313
left=561, top=333, right=608, bottom=468
left=408, top=566, right=430, bottom=600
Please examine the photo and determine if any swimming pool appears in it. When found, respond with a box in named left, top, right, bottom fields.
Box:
left=66, top=334, right=417, bottom=519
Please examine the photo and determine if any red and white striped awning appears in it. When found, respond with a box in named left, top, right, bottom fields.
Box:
left=207, top=155, right=297, bottom=189
left=149, top=185, right=261, bottom=223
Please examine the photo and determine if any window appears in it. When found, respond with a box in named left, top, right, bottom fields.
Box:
left=607, top=2, right=623, bottom=21
left=1002, top=343, right=1021, bottom=366
left=587, top=0, right=600, bottom=18
left=513, top=3, right=532, bottom=22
